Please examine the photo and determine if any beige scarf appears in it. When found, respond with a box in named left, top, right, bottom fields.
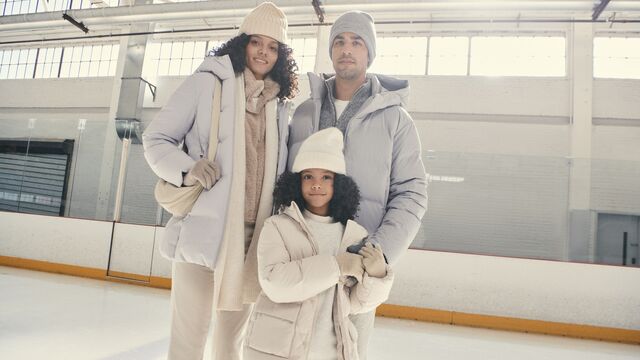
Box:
left=243, top=68, right=280, bottom=223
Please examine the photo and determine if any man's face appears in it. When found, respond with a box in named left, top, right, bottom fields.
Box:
left=331, top=32, right=368, bottom=81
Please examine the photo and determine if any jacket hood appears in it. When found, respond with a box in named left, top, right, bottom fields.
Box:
left=307, top=72, right=409, bottom=117
left=195, top=55, right=236, bottom=81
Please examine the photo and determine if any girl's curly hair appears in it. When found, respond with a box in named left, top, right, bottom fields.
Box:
left=273, top=171, right=361, bottom=225
left=209, top=33, right=299, bottom=100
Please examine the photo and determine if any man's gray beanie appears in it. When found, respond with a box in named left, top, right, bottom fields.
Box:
left=329, top=11, right=377, bottom=67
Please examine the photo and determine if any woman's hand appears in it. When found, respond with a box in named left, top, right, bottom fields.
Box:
left=183, top=159, right=220, bottom=189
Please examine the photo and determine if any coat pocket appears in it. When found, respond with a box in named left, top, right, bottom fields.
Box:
left=158, top=215, right=185, bottom=260
left=247, top=294, right=302, bottom=358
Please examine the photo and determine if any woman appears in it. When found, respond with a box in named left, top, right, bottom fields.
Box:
left=142, top=3, right=298, bottom=359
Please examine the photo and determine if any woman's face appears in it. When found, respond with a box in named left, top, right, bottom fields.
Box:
left=245, top=34, right=279, bottom=80
left=301, top=169, right=335, bottom=217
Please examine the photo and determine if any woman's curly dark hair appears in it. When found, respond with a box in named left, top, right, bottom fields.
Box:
left=209, top=33, right=299, bottom=100
left=273, top=171, right=361, bottom=225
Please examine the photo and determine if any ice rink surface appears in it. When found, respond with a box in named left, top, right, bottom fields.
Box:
left=1, top=266, right=638, bottom=360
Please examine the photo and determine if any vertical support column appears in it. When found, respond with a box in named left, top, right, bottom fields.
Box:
left=314, top=25, right=333, bottom=74
left=95, top=23, right=151, bottom=220
left=567, top=23, right=595, bottom=262
left=96, top=35, right=128, bottom=220
left=113, top=138, right=131, bottom=222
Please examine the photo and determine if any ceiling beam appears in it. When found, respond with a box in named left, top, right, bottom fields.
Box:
left=2, top=1, right=640, bottom=34
left=592, top=0, right=611, bottom=21
left=311, top=0, right=325, bottom=23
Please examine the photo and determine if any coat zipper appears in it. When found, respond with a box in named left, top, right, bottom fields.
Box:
left=292, top=211, right=363, bottom=360
left=283, top=209, right=320, bottom=257
left=284, top=208, right=322, bottom=359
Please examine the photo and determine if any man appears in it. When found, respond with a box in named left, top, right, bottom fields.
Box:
left=287, top=10, right=428, bottom=359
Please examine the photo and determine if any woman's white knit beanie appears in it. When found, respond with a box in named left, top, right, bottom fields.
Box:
left=292, top=128, right=347, bottom=175
left=239, top=2, right=288, bottom=44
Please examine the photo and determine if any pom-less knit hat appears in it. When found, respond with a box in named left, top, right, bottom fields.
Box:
left=292, top=128, right=346, bottom=175
left=329, top=10, right=377, bottom=67
left=238, top=2, right=288, bottom=44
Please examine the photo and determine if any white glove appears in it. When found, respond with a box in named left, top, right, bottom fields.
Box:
left=183, top=159, right=221, bottom=190
left=335, top=252, right=365, bottom=283
left=359, top=243, right=387, bottom=278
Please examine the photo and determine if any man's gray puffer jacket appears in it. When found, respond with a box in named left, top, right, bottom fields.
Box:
left=288, top=72, right=428, bottom=264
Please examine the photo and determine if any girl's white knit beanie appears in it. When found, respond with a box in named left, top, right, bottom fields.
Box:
left=238, top=2, right=288, bottom=44
left=292, top=128, right=347, bottom=175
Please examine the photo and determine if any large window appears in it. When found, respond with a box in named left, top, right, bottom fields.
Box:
left=59, top=44, right=119, bottom=78
left=288, top=37, right=317, bottom=74
left=594, top=37, right=640, bottom=79
left=0, top=48, right=37, bottom=80
left=470, top=36, right=566, bottom=77
left=428, top=36, right=469, bottom=76
left=1, top=0, right=120, bottom=15
left=367, top=34, right=565, bottom=77
left=34, top=47, right=63, bottom=79
left=370, top=36, right=428, bottom=76
left=1, top=0, right=36, bottom=15
left=0, top=45, right=116, bottom=80
left=143, top=41, right=214, bottom=77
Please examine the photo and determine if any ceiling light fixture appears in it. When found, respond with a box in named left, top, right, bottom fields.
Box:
left=62, top=13, right=89, bottom=33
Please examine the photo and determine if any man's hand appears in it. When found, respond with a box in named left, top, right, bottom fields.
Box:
left=183, top=159, right=221, bottom=190
left=359, top=243, right=387, bottom=278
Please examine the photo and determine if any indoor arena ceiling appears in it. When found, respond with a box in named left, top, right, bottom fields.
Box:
left=1, top=0, right=640, bottom=46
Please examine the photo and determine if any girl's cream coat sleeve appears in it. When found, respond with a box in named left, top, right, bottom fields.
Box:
left=348, top=265, right=394, bottom=314
left=257, top=218, right=342, bottom=303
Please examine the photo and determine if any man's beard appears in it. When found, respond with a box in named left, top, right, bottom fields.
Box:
left=335, top=67, right=362, bottom=81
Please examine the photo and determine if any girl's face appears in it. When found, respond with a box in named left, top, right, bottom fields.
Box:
left=245, top=34, right=279, bottom=80
left=301, top=169, right=335, bottom=216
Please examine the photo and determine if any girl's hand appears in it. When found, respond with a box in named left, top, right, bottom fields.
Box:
left=359, top=243, right=387, bottom=278
left=335, top=252, right=365, bottom=283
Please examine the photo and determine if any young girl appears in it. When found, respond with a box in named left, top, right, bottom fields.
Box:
left=244, top=128, right=394, bottom=360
